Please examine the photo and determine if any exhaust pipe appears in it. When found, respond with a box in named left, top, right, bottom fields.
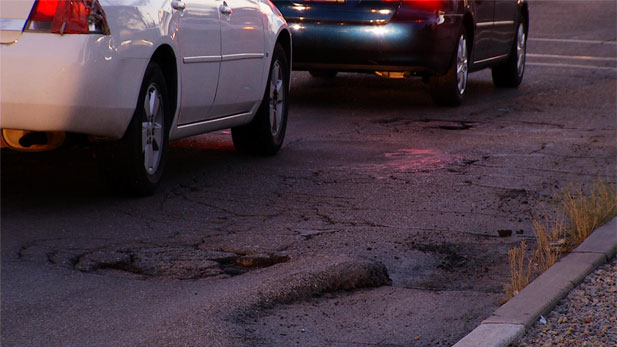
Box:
left=1, top=129, right=65, bottom=152
left=18, top=131, right=48, bottom=147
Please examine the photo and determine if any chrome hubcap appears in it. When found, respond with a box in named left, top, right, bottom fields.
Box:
left=269, top=61, right=285, bottom=137
left=141, top=84, right=164, bottom=175
left=456, top=35, right=468, bottom=94
left=516, top=24, right=526, bottom=77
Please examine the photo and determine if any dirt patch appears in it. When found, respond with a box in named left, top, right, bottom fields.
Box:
left=403, top=241, right=513, bottom=292
left=410, top=243, right=469, bottom=271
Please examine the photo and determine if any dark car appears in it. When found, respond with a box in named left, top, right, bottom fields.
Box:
left=273, top=0, right=529, bottom=105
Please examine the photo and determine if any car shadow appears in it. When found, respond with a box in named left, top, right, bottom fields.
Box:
left=1, top=147, right=105, bottom=195
left=0, top=133, right=242, bottom=202
left=288, top=71, right=499, bottom=112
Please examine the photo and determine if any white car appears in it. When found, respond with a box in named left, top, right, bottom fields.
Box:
left=0, top=0, right=291, bottom=194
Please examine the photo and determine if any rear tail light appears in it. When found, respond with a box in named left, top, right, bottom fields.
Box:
left=26, top=0, right=110, bottom=35
left=392, top=0, right=445, bottom=22
left=400, top=0, right=443, bottom=11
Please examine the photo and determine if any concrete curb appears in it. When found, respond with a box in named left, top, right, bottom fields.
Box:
left=453, top=217, right=617, bottom=347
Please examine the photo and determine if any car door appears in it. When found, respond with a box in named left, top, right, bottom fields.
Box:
left=209, top=0, right=265, bottom=118
left=491, top=0, right=518, bottom=57
left=175, top=0, right=222, bottom=125
left=471, top=0, right=495, bottom=64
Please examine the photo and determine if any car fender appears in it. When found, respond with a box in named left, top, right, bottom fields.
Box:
left=255, top=0, right=291, bottom=114
left=99, top=0, right=182, bottom=137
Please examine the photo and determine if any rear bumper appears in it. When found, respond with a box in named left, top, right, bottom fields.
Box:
left=0, top=32, right=146, bottom=139
left=288, top=16, right=461, bottom=74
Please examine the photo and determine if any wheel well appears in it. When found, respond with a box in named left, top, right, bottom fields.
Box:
left=463, top=12, right=474, bottom=54
left=276, top=29, right=292, bottom=66
left=520, top=3, right=529, bottom=34
left=150, top=45, right=177, bottom=130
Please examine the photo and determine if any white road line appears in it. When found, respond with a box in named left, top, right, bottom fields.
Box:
left=527, top=53, right=617, bottom=62
left=527, top=62, right=617, bottom=71
left=529, top=38, right=617, bottom=45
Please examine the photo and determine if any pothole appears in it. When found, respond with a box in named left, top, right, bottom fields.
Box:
left=19, top=241, right=289, bottom=280
left=371, top=117, right=398, bottom=124
left=421, top=120, right=475, bottom=131
left=77, top=246, right=290, bottom=279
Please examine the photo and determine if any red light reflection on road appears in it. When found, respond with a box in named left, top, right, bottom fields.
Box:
left=170, top=130, right=235, bottom=151
left=374, top=148, right=458, bottom=177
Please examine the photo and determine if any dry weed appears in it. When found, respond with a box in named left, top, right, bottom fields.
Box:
left=562, top=180, right=617, bottom=244
left=505, top=240, right=532, bottom=298
left=505, top=179, right=616, bottom=300
left=531, top=216, right=566, bottom=272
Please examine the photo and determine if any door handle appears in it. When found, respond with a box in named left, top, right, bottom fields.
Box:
left=219, top=2, right=233, bottom=16
left=171, top=1, right=186, bottom=10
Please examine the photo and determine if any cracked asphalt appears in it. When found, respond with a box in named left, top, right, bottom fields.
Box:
left=2, top=1, right=616, bottom=346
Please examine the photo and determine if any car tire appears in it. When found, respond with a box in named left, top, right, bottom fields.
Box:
left=232, top=43, right=289, bottom=155
left=492, top=20, right=527, bottom=88
left=97, top=61, right=170, bottom=196
left=428, top=29, right=469, bottom=107
left=309, top=70, right=337, bottom=78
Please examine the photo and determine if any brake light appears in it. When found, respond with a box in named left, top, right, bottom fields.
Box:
left=30, top=1, right=59, bottom=21
left=401, top=0, right=443, bottom=11
left=26, top=0, right=109, bottom=35
left=391, top=0, right=444, bottom=22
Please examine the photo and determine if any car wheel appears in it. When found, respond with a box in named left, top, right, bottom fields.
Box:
left=428, top=29, right=468, bottom=106
left=232, top=43, right=289, bottom=155
left=492, top=20, right=526, bottom=87
left=97, top=61, right=169, bottom=196
left=309, top=70, right=338, bottom=78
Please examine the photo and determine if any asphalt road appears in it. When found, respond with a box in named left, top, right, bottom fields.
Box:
left=2, top=1, right=616, bottom=346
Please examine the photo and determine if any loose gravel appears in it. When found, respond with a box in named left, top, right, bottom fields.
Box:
left=515, top=256, right=617, bottom=347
